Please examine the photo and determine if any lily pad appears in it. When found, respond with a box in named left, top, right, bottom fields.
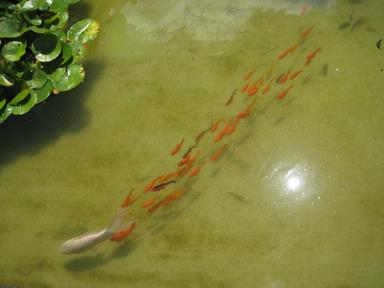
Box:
left=0, top=15, right=27, bottom=38
left=0, top=74, right=14, bottom=87
left=50, top=64, right=84, bottom=92
left=26, top=69, right=47, bottom=89
left=31, top=80, right=53, bottom=103
left=67, top=19, right=99, bottom=45
left=8, top=92, right=37, bottom=115
left=0, top=96, right=5, bottom=110
left=1, top=41, right=27, bottom=61
left=0, top=104, right=12, bottom=123
left=32, top=33, right=62, bottom=62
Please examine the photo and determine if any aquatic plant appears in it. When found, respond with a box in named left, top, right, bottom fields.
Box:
left=0, top=0, right=99, bottom=123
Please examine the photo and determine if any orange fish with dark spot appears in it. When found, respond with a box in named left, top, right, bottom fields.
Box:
left=170, top=138, right=185, bottom=156
left=144, top=177, right=160, bottom=193
left=276, top=85, right=293, bottom=100
left=110, top=222, right=136, bottom=242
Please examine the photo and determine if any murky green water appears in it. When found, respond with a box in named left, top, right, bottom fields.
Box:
left=1, top=0, right=384, bottom=287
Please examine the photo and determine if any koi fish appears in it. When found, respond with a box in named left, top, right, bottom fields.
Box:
left=300, top=26, right=314, bottom=39
left=110, top=222, right=136, bottom=242
left=225, top=89, right=237, bottom=106
left=151, top=180, right=176, bottom=192
left=276, top=85, right=293, bottom=100
left=170, top=138, right=185, bottom=156
left=236, top=99, right=256, bottom=120
left=121, top=189, right=137, bottom=208
left=59, top=210, right=134, bottom=254
left=211, top=143, right=229, bottom=161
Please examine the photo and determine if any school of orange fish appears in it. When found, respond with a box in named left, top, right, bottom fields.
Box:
left=109, top=18, right=321, bottom=243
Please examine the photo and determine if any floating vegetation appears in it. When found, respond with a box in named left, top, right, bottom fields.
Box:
left=0, top=0, right=99, bottom=123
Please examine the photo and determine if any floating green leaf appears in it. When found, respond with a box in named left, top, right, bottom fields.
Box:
left=0, top=96, right=5, bottom=110
left=8, top=89, right=37, bottom=115
left=67, top=19, right=99, bottom=46
left=32, top=33, right=62, bottom=62
left=0, top=74, right=14, bottom=87
left=31, top=80, right=53, bottom=103
left=1, top=41, right=27, bottom=61
left=26, top=69, right=47, bottom=89
left=50, top=64, right=84, bottom=92
left=0, top=15, right=27, bottom=38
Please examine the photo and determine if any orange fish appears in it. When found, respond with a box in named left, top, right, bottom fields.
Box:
left=148, top=197, right=167, bottom=213
left=213, top=131, right=224, bottom=143
left=160, top=194, right=175, bottom=207
left=177, top=161, right=194, bottom=177
left=236, top=99, right=256, bottom=120
left=189, top=162, right=206, bottom=177
left=276, top=85, right=293, bottom=100
left=243, top=69, right=255, bottom=81
left=121, top=189, right=137, bottom=208
left=289, top=70, right=303, bottom=80
left=241, top=82, right=249, bottom=93
left=300, top=26, right=314, bottom=39
left=226, top=119, right=238, bottom=135
left=144, top=177, right=160, bottom=193
left=278, top=72, right=290, bottom=84
left=178, top=152, right=191, bottom=166
left=305, top=47, right=321, bottom=66
left=277, top=48, right=290, bottom=60
left=247, top=78, right=263, bottom=96
left=158, top=172, right=177, bottom=182
left=288, top=43, right=299, bottom=54
left=211, top=143, right=229, bottom=161
left=110, top=222, right=136, bottom=241
left=170, top=138, right=185, bottom=156
left=262, top=78, right=275, bottom=95
left=141, top=196, right=159, bottom=208
left=211, top=118, right=225, bottom=132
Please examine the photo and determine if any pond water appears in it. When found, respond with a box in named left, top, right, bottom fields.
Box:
left=1, top=0, right=384, bottom=287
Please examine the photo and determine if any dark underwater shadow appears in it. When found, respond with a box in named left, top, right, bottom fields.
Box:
left=0, top=60, right=104, bottom=171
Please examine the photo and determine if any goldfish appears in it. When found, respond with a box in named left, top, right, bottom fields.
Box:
left=236, top=99, right=256, bottom=120
left=189, top=162, right=206, bottom=177
left=151, top=180, right=176, bottom=192
left=148, top=197, right=167, bottom=213
left=170, top=138, right=185, bottom=156
left=211, top=143, right=229, bottom=161
left=278, top=72, right=290, bottom=84
left=276, top=85, right=293, bottom=100
left=262, top=78, right=275, bottom=95
left=144, top=176, right=160, bottom=192
left=300, top=26, right=314, bottom=39
left=141, top=196, right=159, bottom=208
left=241, top=82, right=250, bottom=93
left=226, top=119, right=238, bottom=135
left=178, top=152, right=192, bottom=166
left=247, top=78, right=263, bottom=96
left=59, top=210, right=134, bottom=254
left=110, top=222, right=136, bottom=242
left=277, top=48, right=290, bottom=60
left=213, top=132, right=224, bottom=143
left=243, top=69, right=255, bottom=81
left=289, top=70, right=303, bottom=80
left=158, top=172, right=177, bottom=182
left=305, top=48, right=321, bottom=66
left=121, top=189, right=137, bottom=208
left=211, top=118, right=225, bottom=132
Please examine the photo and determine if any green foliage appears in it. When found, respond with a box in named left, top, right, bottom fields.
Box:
left=0, top=0, right=99, bottom=123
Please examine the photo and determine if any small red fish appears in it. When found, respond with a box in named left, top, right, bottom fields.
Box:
left=226, top=119, right=238, bottom=135
left=305, top=47, right=321, bottom=66
left=300, top=26, right=314, bottom=39
left=151, top=180, right=176, bottom=192
left=243, top=69, right=255, bottom=81
left=247, top=78, right=263, bottom=96
left=289, top=70, right=303, bottom=80
left=141, top=196, right=159, bottom=208
left=262, top=78, right=275, bottom=95
left=241, top=82, right=249, bottom=93
left=211, top=118, right=225, bottom=132
left=170, top=138, right=185, bottom=156
left=121, top=189, right=137, bottom=208
left=110, top=222, right=136, bottom=241
left=211, top=143, right=229, bottom=161
left=189, top=162, right=206, bottom=177
left=278, top=72, right=290, bottom=84
left=276, top=85, right=293, bottom=100
left=236, top=99, right=256, bottom=120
